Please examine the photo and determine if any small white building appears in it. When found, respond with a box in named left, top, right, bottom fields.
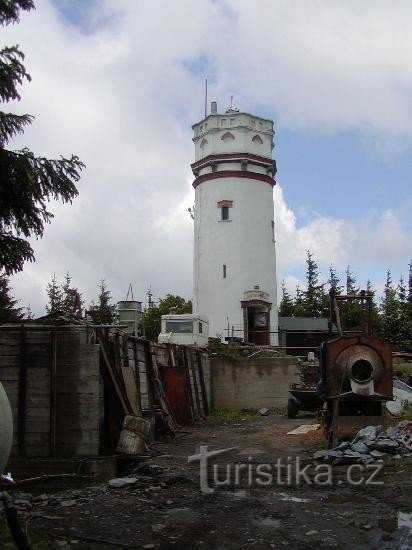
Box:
left=158, top=313, right=209, bottom=347
left=191, top=102, right=278, bottom=344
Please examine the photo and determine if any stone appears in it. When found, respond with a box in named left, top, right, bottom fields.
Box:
left=14, top=499, right=32, bottom=507
left=152, top=524, right=166, bottom=532
left=108, top=477, right=138, bottom=488
left=354, top=425, right=383, bottom=442
left=369, top=439, right=399, bottom=453
left=336, top=441, right=350, bottom=451
left=60, top=500, right=77, bottom=508
left=350, top=441, right=370, bottom=454
left=137, top=464, right=163, bottom=476
left=344, top=450, right=366, bottom=459
left=259, top=408, right=270, bottom=416
left=370, top=450, right=386, bottom=458
left=313, top=450, right=331, bottom=460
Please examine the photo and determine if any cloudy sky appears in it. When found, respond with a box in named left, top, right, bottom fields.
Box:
left=3, top=0, right=412, bottom=314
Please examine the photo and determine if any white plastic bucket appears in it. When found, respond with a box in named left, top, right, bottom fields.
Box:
left=116, top=415, right=150, bottom=455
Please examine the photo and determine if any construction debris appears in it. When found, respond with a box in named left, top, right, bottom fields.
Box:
left=313, top=421, right=412, bottom=464
left=386, top=378, right=412, bottom=416
left=287, top=423, right=320, bottom=435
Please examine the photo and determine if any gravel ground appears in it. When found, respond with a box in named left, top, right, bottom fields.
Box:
left=2, top=414, right=412, bottom=549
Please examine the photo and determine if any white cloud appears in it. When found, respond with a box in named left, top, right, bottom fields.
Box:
left=274, top=185, right=410, bottom=291
left=3, top=0, right=411, bottom=314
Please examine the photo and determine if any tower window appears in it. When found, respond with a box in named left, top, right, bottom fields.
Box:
left=223, top=264, right=227, bottom=278
left=217, top=200, right=233, bottom=221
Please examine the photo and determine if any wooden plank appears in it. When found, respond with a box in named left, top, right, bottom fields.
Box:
left=196, top=350, right=209, bottom=416
left=50, top=331, right=57, bottom=457
left=121, top=367, right=141, bottom=416
left=97, top=334, right=130, bottom=415
left=132, top=340, right=142, bottom=414
left=18, top=326, right=27, bottom=456
left=183, top=347, right=198, bottom=419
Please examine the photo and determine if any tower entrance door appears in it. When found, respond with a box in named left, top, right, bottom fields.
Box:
left=241, top=290, right=272, bottom=345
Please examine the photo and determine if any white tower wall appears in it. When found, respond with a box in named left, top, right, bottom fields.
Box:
left=192, top=106, right=278, bottom=344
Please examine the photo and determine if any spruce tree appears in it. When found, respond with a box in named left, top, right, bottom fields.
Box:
left=61, top=272, right=74, bottom=314
left=88, top=279, right=114, bottom=324
left=301, top=251, right=328, bottom=317
left=0, top=1, right=84, bottom=275
left=0, top=274, right=23, bottom=321
left=397, top=276, right=412, bottom=351
left=328, top=265, right=344, bottom=294
left=341, top=266, right=361, bottom=329
left=408, top=259, right=412, bottom=304
left=279, top=280, right=295, bottom=316
left=380, top=270, right=400, bottom=348
left=366, top=279, right=380, bottom=335
left=45, top=273, right=63, bottom=313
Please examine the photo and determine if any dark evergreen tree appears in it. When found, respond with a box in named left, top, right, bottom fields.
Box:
left=25, top=304, right=34, bottom=320
left=279, top=280, right=295, bottom=317
left=340, top=265, right=361, bottom=329
left=379, top=270, right=401, bottom=348
left=0, top=1, right=84, bottom=275
left=0, top=274, right=23, bottom=321
left=328, top=265, right=344, bottom=294
left=301, top=251, right=328, bottom=317
left=345, top=265, right=359, bottom=295
left=293, top=284, right=306, bottom=317
left=45, top=273, right=63, bottom=313
left=88, top=279, right=114, bottom=324
left=397, top=276, right=412, bottom=351
left=366, top=279, right=381, bottom=335
left=61, top=272, right=74, bottom=313
left=408, top=259, right=412, bottom=304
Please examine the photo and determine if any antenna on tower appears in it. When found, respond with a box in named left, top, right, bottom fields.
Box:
left=147, top=286, right=154, bottom=309
left=226, top=95, right=239, bottom=113
left=204, top=78, right=208, bottom=118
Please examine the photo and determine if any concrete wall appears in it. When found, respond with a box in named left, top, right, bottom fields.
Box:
left=210, top=356, right=299, bottom=410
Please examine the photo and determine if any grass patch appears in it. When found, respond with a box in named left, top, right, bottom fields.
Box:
left=209, top=409, right=257, bottom=423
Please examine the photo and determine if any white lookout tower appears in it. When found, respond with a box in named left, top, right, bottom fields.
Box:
left=192, top=101, right=278, bottom=345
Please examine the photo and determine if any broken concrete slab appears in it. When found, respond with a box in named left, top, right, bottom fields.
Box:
left=287, top=424, right=320, bottom=435
left=108, top=477, right=138, bottom=488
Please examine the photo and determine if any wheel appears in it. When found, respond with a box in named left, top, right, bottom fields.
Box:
left=287, top=398, right=299, bottom=418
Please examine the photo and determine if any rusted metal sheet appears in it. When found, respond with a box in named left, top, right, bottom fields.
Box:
left=164, top=367, right=191, bottom=425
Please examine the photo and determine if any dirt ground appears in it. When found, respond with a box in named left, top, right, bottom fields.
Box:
left=2, top=413, right=412, bottom=549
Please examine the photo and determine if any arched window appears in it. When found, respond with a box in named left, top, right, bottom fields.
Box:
left=221, top=131, right=235, bottom=142
left=200, top=138, right=208, bottom=148
left=252, top=134, right=263, bottom=145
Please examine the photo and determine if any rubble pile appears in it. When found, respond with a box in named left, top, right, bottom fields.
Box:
left=313, top=421, right=412, bottom=465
